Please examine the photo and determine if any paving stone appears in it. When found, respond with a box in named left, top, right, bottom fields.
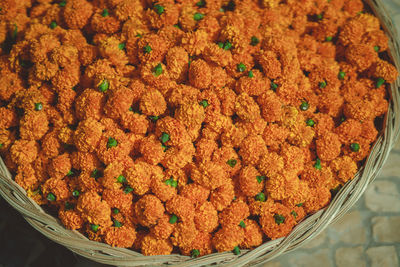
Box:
left=393, top=138, right=400, bottom=152
left=372, top=216, right=400, bottom=242
left=366, top=246, right=399, bottom=267
left=302, top=230, right=327, bottom=249
left=329, top=211, right=366, bottom=244
left=335, top=246, right=366, bottom=267
left=379, top=152, right=400, bottom=178
left=287, top=248, right=332, bottom=267
left=260, top=261, right=281, bottom=267
left=365, top=180, right=400, bottom=212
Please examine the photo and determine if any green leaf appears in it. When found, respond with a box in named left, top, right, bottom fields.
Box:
left=153, top=63, right=163, bottom=76
left=314, top=158, right=322, bottom=170
left=255, top=192, right=266, bottom=202
left=47, top=193, right=56, bottom=202
left=169, top=214, right=178, bottom=224
left=376, top=77, right=385, bottom=88
left=117, top=175, right=126, bottom=183
left=99, top=79, right=109, bottom=92
left=107, top=137, right=118, bottom=148
left=250, top=36, right=259, bottom=46
left=101, top=9, right=109, bottom=17
left=191, top=249, right=200, bottom=258
left=274, top=214, right=285, bottom=225
left=199, top=99, right=209, bottom=108
left=237, top=63, right=246, bottom=72
left=350, top=143, right=360, bottom=152
left=194, top=13, right=205, bottom=21
left=91, top=224, right=99, bottom=232
left=49, top=21, right=57, bottom=29
left=113, top=219, right=123, bottom=228
left=154, top=4, right=164, bottom=15
left=256, top=176, right=265, bottom=183
left=226, top=159, right=237, bottom=167
left=160, top=132, right=170, bottom=144
left=143, top=44, right=152, bottom=54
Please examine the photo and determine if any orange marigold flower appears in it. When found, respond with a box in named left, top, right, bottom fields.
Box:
left=134, top=194, right=165, bottom=227
left=240, top=219, right=263, bottom=249
left=191, top=161, right=229, bottom=190
left=63, top=0, right=93, bottom=29
left=165, top=195, right=195, bottom=223
left=180, top=183, right=210, bottom=207
left=212, top=225, right=244, bottom=252
left=369, top=59, right=399, bottom=83
left=141, top=234, right=173, bottom=256
left=235, top=93, right=261, bottom=122
left=91, top=9, right=121, bottom=34
left=139, top=135, right=165, bottom=165
left=330, top=156, right=358, bottom=183
left=149, top=214, right=174, bottom=240
left=71, top=151, right=101, bottom=172
left=104, top=225, right=136, bottom=248
left=146, top=0, right=179, bottom=29
left=95, top=128, right=132, bottom=165
left=266, top=171, right=300, bottom=201
left=137, top=33, right=169, bottom=64
left=151, top=177, right=177, bottom=202
left=175, top=102, right=206, bottom=129
left=165, top=46, right=189, bottom=83
left=301, top=163, right=335, bottom=189
left=239, top=166, right=264, bottom=197
left=345, top=43, right=378, bottom=71
left=74, top=118, right=104, bottom=153
left=0, top=107, right=18, bottom=129
left=19, top=111, right=49, bottom=140
left=180, top=231, right=213, bottom=257
left=59, top=209, right=84, bottom=230
left=194, top=201, right=218, bottom=233
left=171, top=221, right=198, bottom=249
left=303, top=186, right=331, bottom=214
left=334, top=119, right=362, bottom=144
left=219, top=200, right=250, bottom=227
left=14, top=164, right=38, bottom=191
left=189, top=59, right=212, bottom=89
left=181, top=29, right=208, bottom=56
left=125, top=161, right=153, bottom=195
left=139, top=89, right=167, bottom=116
left=316, top=132, right=342, bottom=161
left=42, top=177, right=70, bottom=201
left=10, top=139, right=39, bottom=165
left=209, top=181, right=235, bottom=211
left=77, top=191, right=112, bottom=227
left=202, top=43, right=233, bottom=67
left=260, top=203, right=296, bottom=240
left=238, top=135, right=267, bottom=166
left=194, top=138, right=218, bottom=163
left=48, top=153, right=72, bottom=179
left=41, top=131, right=62, bottom=158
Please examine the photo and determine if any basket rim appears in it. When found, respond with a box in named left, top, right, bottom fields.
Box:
left=1, top=0, right=400, bottom=266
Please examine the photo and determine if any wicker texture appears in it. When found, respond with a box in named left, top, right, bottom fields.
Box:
left=1, top=0, right=400, bottom=266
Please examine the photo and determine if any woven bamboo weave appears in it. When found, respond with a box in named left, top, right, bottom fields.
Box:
left=1, top=0, right=400, bottom=266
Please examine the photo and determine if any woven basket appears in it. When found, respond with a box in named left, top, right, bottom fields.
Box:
left=1, top=0, right=400, bottom=266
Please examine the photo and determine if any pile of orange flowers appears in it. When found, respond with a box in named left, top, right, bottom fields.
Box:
left=0, top=0, right=398, bottom=257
